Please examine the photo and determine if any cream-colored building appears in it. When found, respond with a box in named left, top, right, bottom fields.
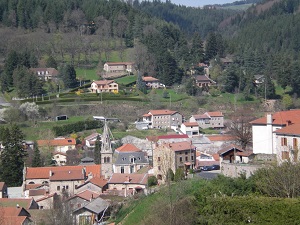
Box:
left=103, top=62, right=134, bottom=73
left=52, top=152, right=67, bottom=166
left=37, top=138, right=76, bottom=153
left=153, top=141, right=196, bottom=181
left=91, top=80, right=118, bottom=93
left=180, top=122, right=199, bottom=137
left=143, top=109, right=182, bottom=129
left=190, top=111, right=224, bottom=129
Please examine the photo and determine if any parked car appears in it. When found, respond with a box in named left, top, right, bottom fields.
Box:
left=211, top=164, right=220, bottom=170
left=202, top=166, right=213, bottom=171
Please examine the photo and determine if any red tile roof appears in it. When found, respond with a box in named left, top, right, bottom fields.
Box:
left=108, top=173, right=148, bottom=185
left=207, top=135, right=237, bottom=142
left=25, top=184, right=44, bottom=190
left=0, top=198, right=34, bottom=210
left=143, top=76, right=159, bottom=82
left=164, top=141, right=195, bottom=152
left=148, top=109, right=178, bottom=116
left=236, top=151, right=253, bottom=157
left=88, top=177, right=108, bottom=187
left=50, top=169, right=84, bottom=181
left=0, top=181, right=5, bottom=191
left=206, top=111, right=223, bottom=117
left=115, top=143, right=141, bottom=153
left=212, top=153, right=220, bottom=161
left=29, top=189, right=47, bottom=196
left=2, top=207, right=31, bottom=224
left=3, top=216, right=29, bottom=225
left=274, top=124, right=300, bottom=136
left=73, top=190, right=100, bottom=201
left=147, top=134, right=189, bottom=142
left=93, top=80, right=115, bottom=85
left=37, top=138, right=76, bottom=147
left=36, top=193, right=57, bottom=202
left=217, top=144, right=244, bottom=155
left=26, top=165, right=101, bottom=179
left=250, top=110, right=300, bottom=126
left=183, top=122, right=199, bottom=127
left=30, top=68, right=58, bottom=76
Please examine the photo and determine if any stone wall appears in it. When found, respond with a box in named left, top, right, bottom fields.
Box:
left=221, top=163, right=265, bottom=178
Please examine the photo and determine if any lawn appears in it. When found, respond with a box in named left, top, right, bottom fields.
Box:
left=115, top=75, right=137, bottom=86
left=76, top=68, right=98, bottom=81
left=149, top=89, right=189, bottom=102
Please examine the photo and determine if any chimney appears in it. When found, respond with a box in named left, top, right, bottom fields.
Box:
left=49, top=170, right=52, bottom=177
left=16, top=204, right=20, bottom=208
left=267, top=114, right=272, bottom=125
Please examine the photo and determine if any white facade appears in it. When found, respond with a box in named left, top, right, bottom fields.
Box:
left=180, top=123, right=199, bottom=137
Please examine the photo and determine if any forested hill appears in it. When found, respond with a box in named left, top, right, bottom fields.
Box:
left=134, top=1, right=237, bottom=37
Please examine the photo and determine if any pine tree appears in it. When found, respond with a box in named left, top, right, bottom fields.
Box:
left=136, top=71, right=147, bottom=94
left=191, top=33, right=204, bottom=63
left=32, top=141, right=42, bottom=167
left=0, top=125, right=27, bottom=186
left=60, top=65, right=77, bottom=88
left=94, top=135, right=101, bottom=164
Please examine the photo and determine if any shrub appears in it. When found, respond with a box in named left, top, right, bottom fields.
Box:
left=148, top=176, right=158, bottom=187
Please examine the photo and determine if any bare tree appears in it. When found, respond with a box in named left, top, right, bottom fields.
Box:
left=227, top=106, right=256, bottom=149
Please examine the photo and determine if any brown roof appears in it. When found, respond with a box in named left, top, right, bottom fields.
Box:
left=108, top=173, right=148, bottom=185
left=29, top=189, right=47, bottom=196
left=49, top=169, right=85, bottom=181
left=143, top=76, right=159, bottom=82
left=148, top=109, right=179, bottom=116
left=30, top=68, right=59, bottom=76
left=250, top=110, right=300, bottom=126
left=207, top=135, right=237, bottom=142
left=3, top=216, right=29, bottom=225
left=77, top=176, right=107, bottom=189
left=37, top=138, right=76, bottom=147
left=206, top=111, right=223, bottom=117
left=195, top=75, right=215, bottom=83
left=217, top=144, right=244, bottom=155
left=183, top=122, right=199, bottom=127
left=0, top=198, right=34, bottom=210
left=93, top=80, right=115, bottom=85
left=236, top=151, right=253, bottom=157
left=115, top=143, right=141, bottom=153
left=274, top=124, right=300, bottom=136
left=73, top=190, right=100, bottom=201
left=25, top=184, right=44, bottom=190
left=26, top=165, right=101, bottom=179
left=2, top=207, right=31, bottom=224
left=212, top=153, right=220, bottom=161
left=164, top=141, right=195, bottom=152
left=0, top=181, right=5, bottom=191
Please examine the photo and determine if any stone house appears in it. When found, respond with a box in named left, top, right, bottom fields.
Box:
left=142, top=109, right=183, bottom=129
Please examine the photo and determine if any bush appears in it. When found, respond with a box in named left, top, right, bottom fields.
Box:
left=148, top=176, right=158, bottom=187
left=174, top=168, right=185, bottom=182
left=52, top=120, right=103, bottom=136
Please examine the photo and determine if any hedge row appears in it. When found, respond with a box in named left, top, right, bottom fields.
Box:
left=52, top=120, right=103, bottom=136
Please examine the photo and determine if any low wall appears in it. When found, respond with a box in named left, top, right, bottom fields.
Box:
left=221, top=163, right=264, bottom=178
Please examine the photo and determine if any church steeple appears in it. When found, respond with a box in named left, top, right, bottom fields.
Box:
left=101, top=121, right=113, bottom=178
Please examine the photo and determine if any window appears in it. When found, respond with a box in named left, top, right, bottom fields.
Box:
left=158, top=157, right=161, bottom=162
left=180, top=157, right=182, bottom=162
left=293, top=138, right=298, bottom=149
left=130, top=165, right=134, bottom=173
left=121, top=166, right=124, bottom=173
left=158, top=166, right=161, bottom=171
left=185, top=156, right=188, bottom=161
left=57, top=186, right=60, bottom=191
left=185, top=152, right=188, bottom=155
left=281, top=137, right=287, bottom=146
left=191, top=155, right=194, bottom=161
left=66, top=185, right=69, bottom=190
left=282, top=151, right=289, bottom=160
left=75, top=185, right=78, bottom=189
left=107, top=157, right=110, bottom=163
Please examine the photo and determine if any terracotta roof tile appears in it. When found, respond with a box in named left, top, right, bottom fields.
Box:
left=217, top=144, right=244, bottom=155
left=143, top=76, right=159, bottom=82
left=37, top=138, right=76, bottom=147
left=207, top=135, right=237, bottom=142
left=25, top=184, right=44, bottom=190
left=36, top=193, right=57, bottom=202
left=212, top=153, right=220, bottom=161
left=108, top=173, right=148, bottom=185
left=26, top=165, right=101, bottom=179
left=3, top=216, right=29, bottom=225
left=148, top=109, right=178, bottom=116
left=115, top=143, right=141, bottom=153
left=93, top=80, right=115, bottom=85
left=88, top=177, right=107, bottom=187
left=74, top=190, right=100, bottom=201
left=29, top=189, right=47, bottom=196
left=250, top=110, right=300, bottom=125
left=274, top=124, right=300, bottom=135
left=206, top=111, right=223, bottom=117
left=236, top=151, right=253, bottom=157
left=49, top=169, right=85, bottom=181
left=183, top=122, right=199, bottom=127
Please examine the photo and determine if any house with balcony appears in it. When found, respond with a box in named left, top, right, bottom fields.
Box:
left=190, top=111, right=224, bottom=129
left=194, top=75, right=216, bottom=89
left=142, top=76, right=163, bottom=89
left=153, top=141, right=196, bottom=181
left=103, top=62, right=135, bottom=73
left=91, top=80, right=118, bottom=93
left=142, top=109, right=182, bottom=129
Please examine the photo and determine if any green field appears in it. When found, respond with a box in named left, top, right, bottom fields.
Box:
left=76, top=68, right=98, bottom=81
left=115, top=75, right=137, bottom=85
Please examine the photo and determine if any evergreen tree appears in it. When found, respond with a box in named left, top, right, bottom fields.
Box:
left=46, top=56, right=58, bottom=69
left=32, top=141, right=42, bottom=167
left=94, top=135, right=101, bottom=164
left=205, top=32, right=218, bottom=60
left=0, top=125, right=27, bottom=186
left=190, top=33, right=204, bottom=63
left=60, top=64, right=77, bottom=88
left=136, top=71, right=147, bottom=94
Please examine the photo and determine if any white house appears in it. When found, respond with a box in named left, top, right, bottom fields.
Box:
left=250, top=110, right=300, bottom=155
left=52, top=152, right=67, bottom=166
left=180, top=122, right=199, bottom=137
left=103, top=62, right=134, bottom=73
left=142, top=76, right=162, bottom=89
left=37, top=138, right=76, bottom=153
left=84, top=133, right=101, bottom=148
left=142, top=109, right=182, bottom=129
left=90, top=80, right=118, bottom=93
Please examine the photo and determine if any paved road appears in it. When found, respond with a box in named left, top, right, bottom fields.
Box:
left=196, top=170, right=221, bottom=180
